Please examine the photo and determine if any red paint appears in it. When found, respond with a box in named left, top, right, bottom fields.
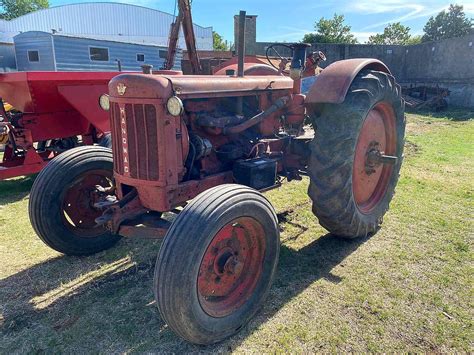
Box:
left=0, top=71, right=118, bottom=180
left=108, top=72, right=307, bottom=213
left=305, top=59, right=391, bottom=105
left=352, top=102, right=397, bottom=213
left=0, top=71, right=184, bottom=180
left=197, top=216, right=266, bottom=317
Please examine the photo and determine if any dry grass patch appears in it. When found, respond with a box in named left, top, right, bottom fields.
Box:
left=0, top=110, right=472, bottom=352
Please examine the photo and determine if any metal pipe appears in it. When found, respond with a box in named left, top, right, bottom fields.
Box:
left=237, top=10, right=246, bottom=78
left=224, top=96, right=290, bottom=135
left=235, top=10, right=247, bottom=116
left=141, top=64, right=153, bottom=74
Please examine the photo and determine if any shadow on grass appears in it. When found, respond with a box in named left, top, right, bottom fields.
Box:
left=0, top=211, right=368, bottom=352
left=0, top=175, right=36, bottom=203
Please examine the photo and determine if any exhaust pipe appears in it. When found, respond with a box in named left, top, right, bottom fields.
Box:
left=237, top=10, right=246, bottom=78
left=236, top=10, right=246, bottom=115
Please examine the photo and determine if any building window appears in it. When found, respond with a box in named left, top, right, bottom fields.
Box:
left=28, top=50, right=40, bottom=62
left=159, top=50, right=168, bottom=59
left=90, top=47, right=109, bottom=61
left=137, top=53, right=145, bottom=62
left=386, top=49, right=393, bottom=54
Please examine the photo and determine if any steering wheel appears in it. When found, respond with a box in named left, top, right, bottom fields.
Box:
left=265, top=44, right=294, bottom=73
left=311, top=51, right=326, bottom=63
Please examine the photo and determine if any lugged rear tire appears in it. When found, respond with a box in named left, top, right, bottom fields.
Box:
left=29, top=146, right=120, bottom=255
left=307, top=70, right=405, bottom=238
left=154, top=184, right=280, bottom=344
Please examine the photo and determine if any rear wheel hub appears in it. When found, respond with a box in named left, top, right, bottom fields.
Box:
left=353, top=102, right=397, bottom=214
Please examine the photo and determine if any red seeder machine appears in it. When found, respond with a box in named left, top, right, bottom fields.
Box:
left=0, top=71, right=117, bottom=180
left=28, top=10, right=405, bottom=345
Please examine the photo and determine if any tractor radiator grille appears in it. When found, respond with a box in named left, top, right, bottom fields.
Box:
left=111, top=103, right=159, bottom=181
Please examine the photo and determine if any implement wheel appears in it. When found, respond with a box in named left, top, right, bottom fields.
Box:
left=308, top=70, right=405, bottom=238
left=29, top=146, right=120, bottom=255
left=154, top=184, right=280, bottom=344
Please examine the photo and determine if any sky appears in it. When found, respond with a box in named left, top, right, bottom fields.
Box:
left=49, top=0, right=474, bottom=43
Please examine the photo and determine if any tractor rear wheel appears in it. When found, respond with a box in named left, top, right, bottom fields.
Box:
left=29, top=146, right=120, bottom=255
left=307, top=70, right=405, bottom=238
left=154, top=184, right=280, bottom=344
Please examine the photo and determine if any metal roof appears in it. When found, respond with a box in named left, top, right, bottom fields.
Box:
left=0, top=2, right=213, bottom=49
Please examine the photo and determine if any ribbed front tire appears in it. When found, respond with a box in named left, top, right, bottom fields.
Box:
left=29, top=146, right=120, bottom=255
left=154, top=184, right=280, bottom=344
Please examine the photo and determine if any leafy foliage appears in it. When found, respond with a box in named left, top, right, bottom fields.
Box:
left=422, top=4, right=473, bottom=42
left=0, top=0, right=49, bottom=20
left=405, top=35, right=423, bottom=45
left=302, top=14, right=358, bottom=44
left=368, top=23, right=412, bottom=45
left=213, top=31, right=229, bottom=51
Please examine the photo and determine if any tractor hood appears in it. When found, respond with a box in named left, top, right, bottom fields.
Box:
left=109, top=74, right=294, bottom=100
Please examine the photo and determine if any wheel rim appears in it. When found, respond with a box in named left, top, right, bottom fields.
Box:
left=352, top=102, right=397, bottom=214
left=197, top=217, right=266, bottom=318
left=61, top=169, right=112, bottom=237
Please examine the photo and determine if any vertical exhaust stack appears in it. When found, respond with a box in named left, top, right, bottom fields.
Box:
left=237, top=10, right=246, bottom=78
left=236, top=10, right=246, bottom=115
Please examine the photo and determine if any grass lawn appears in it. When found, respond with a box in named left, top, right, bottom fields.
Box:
left=0, top=110, right=472, bottom=352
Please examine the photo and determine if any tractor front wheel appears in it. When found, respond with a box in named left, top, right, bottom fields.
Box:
left=308, top=70, right=405, bottom=238
left=154, top=184, right=280, bottom=345
left=29, top=146, right=120, bottom=255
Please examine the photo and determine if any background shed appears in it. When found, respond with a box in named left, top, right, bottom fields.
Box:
left=0, top=42, right=16, bottom=71
left=14, top=31, right=182, bottom=72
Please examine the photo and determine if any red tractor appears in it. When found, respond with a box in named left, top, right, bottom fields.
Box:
left=28, top=14, right=405, bottom=344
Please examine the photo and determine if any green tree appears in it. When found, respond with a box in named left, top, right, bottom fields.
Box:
left=302, top=13, right=358, bottom=44
left=0, top=0, right=49, bottom=20
left=422, top=4, right=473, bottom=42
left=406, top=35, right=423, bottom=45
left=368, top=22, right=412, bottom=45
left=213, top=31, right=228, bottom=51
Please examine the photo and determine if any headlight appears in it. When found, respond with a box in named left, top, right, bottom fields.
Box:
left=166, top=96, right=184, bottom=116
left=99, top=94, right=110, bottom=111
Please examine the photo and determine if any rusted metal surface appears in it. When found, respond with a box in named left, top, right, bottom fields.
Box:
left=305, top=59, right=391, bottom=104
left=118, top=217, right=171, bottom=239
left=109, top=100, right=187, bottom=185
left=223, top=96, right=290, bottom=135
left=196, top=114, right=244, bottom=128
left=197, top=216, right=266, bottom=317
left=106, top=52, right=396, bottom=240
left=62, top=169, right=113, bottom=236
left=162, top=10, right=184, bottom=71
left=166, top=75, right=293, bottom=97
left=237, top=10, right=246, bottom=78
left=179, top=0, right=202, bottom=74
left=109, top=72, right=293, bottom=100
left=402, top=84, right=449, bottom=111
left=109, top=74, right=173, bottom=98
left=133, top=171, right=234, bottom=212
left=352, top=102, right=396, bottom=214
left=100, top=191, right=148, bottom=234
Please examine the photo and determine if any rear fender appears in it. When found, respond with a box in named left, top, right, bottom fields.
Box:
left=305, top=58, right=391, bottom=105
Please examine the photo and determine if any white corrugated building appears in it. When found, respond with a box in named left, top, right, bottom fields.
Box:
left=0, top=2, right=213, bottom=71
